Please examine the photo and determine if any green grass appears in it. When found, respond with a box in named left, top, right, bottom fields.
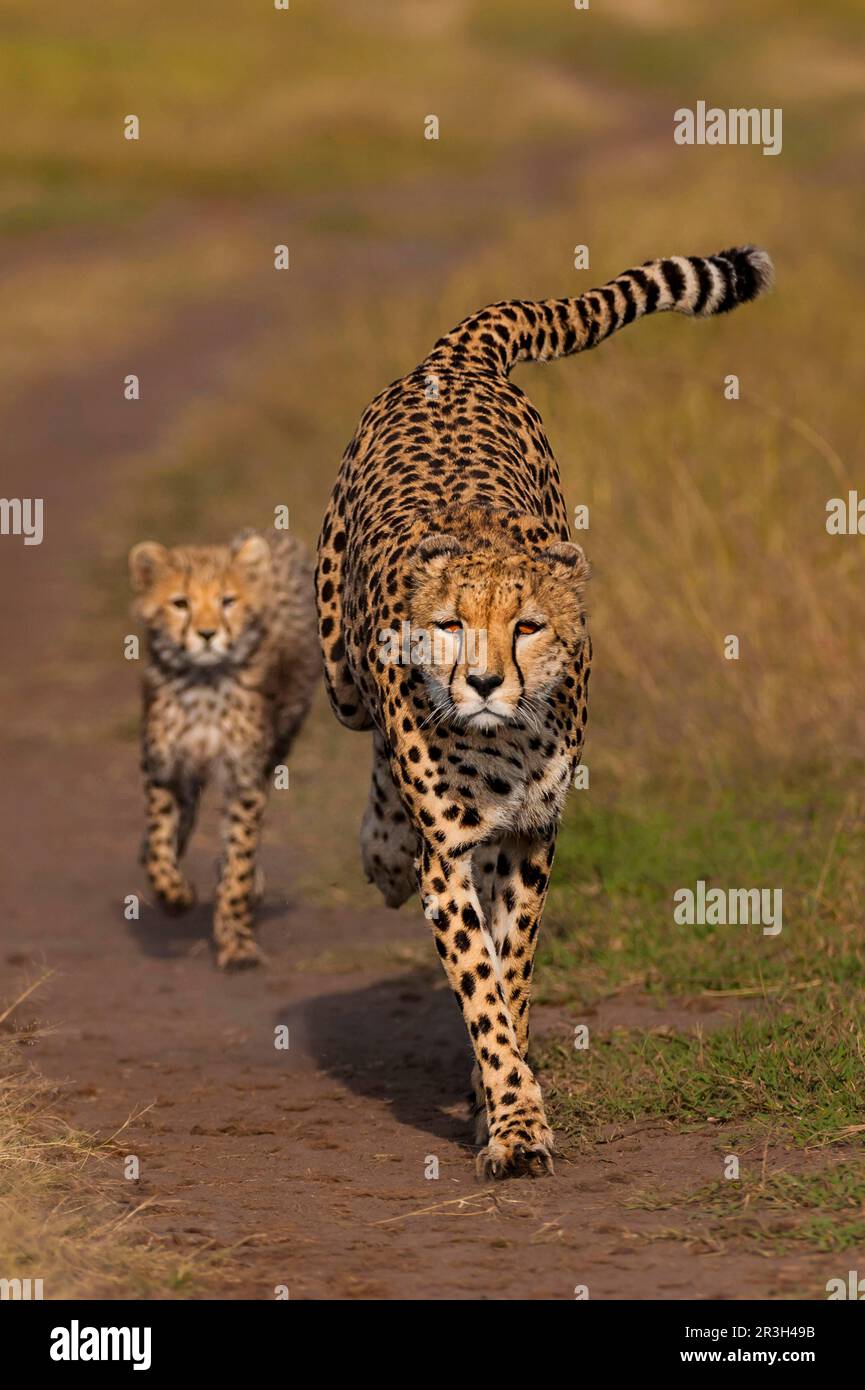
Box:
left=0, top=0, right=612, bottom=229
left=541, top=987, right=865, bottom=1149
left=6, top=0, right=863, bottom=233
left=537, top=779, right=865, bottom=1249
left=628, top=1164, right=865, bottom=1255
left=473, top=0, right=865, bottom=165
left=541, top=780, right=865, bottom=999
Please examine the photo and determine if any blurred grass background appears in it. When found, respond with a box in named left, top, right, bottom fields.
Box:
left=6, top=0, right=864, bottom=774
left=5, top=0, right=865, bottom=1222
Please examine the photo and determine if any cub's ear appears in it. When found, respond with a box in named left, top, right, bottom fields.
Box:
left=129, top=541, right=168, bottom=593
left=229, top=529, right=272, bottom=580
left=413, top=533, right=465, bottom=577
left=539, top=541, right=590, bottom=581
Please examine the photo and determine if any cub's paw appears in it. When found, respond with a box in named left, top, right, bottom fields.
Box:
left=476, top=1125, right=555, bottom=1182
left=155, top=879, right=196, bottom=915
left=215, top=932, right=263, bottom=971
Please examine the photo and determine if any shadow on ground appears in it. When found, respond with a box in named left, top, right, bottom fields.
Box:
left=280, top=968, right=473, bottom=1148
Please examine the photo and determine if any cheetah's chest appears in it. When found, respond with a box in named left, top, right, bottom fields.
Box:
left=159, top=682, right=260, bottom=778
left=481, top=740, right=573, bottom=836
left=435, top=731, right=572, bottom=840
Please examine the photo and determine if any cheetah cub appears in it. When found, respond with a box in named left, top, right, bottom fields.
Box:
left=129, top=529, right=318, bottom=968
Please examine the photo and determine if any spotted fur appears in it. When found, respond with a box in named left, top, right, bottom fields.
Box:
left=316, top=246, right=772, bottom=1177
left=130, top=530, right=318, bottom=969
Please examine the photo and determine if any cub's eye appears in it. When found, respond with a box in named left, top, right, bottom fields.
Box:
left=516, top=620, right=543, bottom=636
left=221, top=595, right=237, bottom=609
left=170, top=596, right=189, bottom=610
left=436, top=619, right=462, bottom=634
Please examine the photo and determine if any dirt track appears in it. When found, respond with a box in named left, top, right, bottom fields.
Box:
left=3, top=725, right=841, bottom=1298
left=0, top=167, right=846, bottom=1301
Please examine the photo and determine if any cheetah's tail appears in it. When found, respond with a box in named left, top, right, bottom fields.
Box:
left=427, top=246, right=773, bottom=376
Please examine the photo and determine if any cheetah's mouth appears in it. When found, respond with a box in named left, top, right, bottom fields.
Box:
left=460, top=705, right=511, bottom=731
left=187, top=647, right=230, bottom=667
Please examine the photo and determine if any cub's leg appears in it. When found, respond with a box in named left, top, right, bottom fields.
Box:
left=142, top=779, right=196, bottom=913
left=214, top=782, right=267, bottom=970
left=175, top=778, right=202, bottom=860
left=360, top=731, right=417, bottom=908
left=418, top=841, right=554, bottom=1180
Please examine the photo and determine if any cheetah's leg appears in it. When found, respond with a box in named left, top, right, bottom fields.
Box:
left=213, top=782, right=267, bottom=970
left=360, top=731, right=418, bottom=908
left=142, top=780, right=196, bottom=913
left=175, top=779, right=202, bottom=860
left=470, top=832, right=555, bottom=1145
left=489, top=830, right=557, bottom=1059
left=472, top=841, right=499, bottom=924
left=418, top=842, right=554, bottom=1180
left=469, top=841, right=501, bottom=1145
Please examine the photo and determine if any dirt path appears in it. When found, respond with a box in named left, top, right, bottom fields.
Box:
left=0, top=149, right=842, bottom=1301
left=4, top=777, right=839, bottom=1301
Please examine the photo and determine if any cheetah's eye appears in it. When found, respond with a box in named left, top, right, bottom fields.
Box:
left=222, top=595, right=237, bottom=609
left=435, top=619, right=462, bottom=634
left=170, top=596, right=189, bottom=610
left=516, top=620, right=543, bottom=636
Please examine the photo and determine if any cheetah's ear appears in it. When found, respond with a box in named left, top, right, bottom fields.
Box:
left=229, top=529, right=272, bottom=581
left=414, top=533, right=465, bottom=577
left=129, top=541, right=168, bottom=593
left=539, top=541, right=590, bottom=581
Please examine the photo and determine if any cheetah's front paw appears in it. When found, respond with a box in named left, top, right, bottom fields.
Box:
left=476, top=1125, right=555, bottom=1181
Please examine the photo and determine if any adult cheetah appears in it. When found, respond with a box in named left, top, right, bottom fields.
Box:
left=316, top=247, right=773, bottom=1178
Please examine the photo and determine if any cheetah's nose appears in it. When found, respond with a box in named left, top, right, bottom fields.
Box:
left=466, top=672, right=504, bottom=699
left=197, top=629, right=216, bottom=643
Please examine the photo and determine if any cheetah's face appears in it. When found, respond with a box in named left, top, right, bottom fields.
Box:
left=409, top=533, right=588, bottom=733
left=129, top=532, right=272, bottom=670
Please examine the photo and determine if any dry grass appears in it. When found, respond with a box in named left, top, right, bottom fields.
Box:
left=98, top=164, right=865, bottom=793
left=483, top=179, right=865, bottom=785
left=0, top=982, right=211, bottom=1299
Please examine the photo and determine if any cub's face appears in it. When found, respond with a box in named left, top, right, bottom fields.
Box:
left=129, top=532, right=272, bottom=670
left=408, top=534, right=589, bottom=733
